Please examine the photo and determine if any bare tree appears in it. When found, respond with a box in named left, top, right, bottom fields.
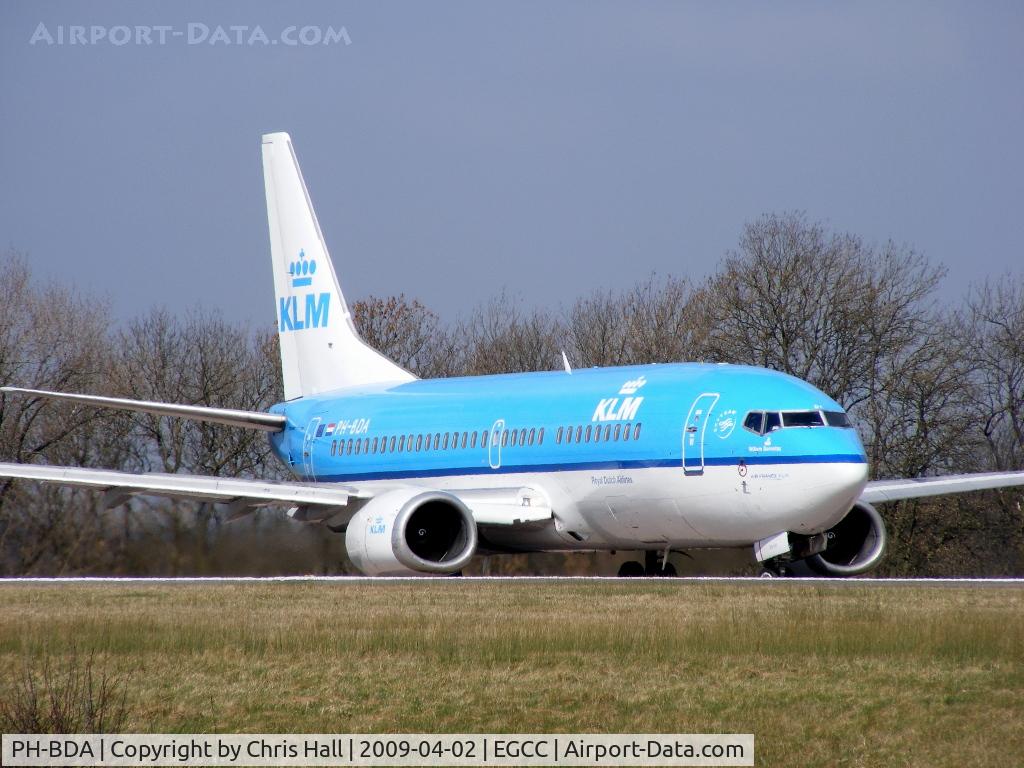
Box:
left=110, top=308, right=279, bottom=477
left=102, top=309, right=285, bottom=573
left=458, top=292, right=564, bottom=375
left=962, top=277, right=1024, bottom=471
left=352, top=294, right=460, bottom=378
left=702, top=212, right=944, bottom=415
left=0, top=252, right=124, bottom=574
left=567, top=275, right=705, bottom=367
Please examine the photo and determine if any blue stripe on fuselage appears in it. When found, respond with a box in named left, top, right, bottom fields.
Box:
left=314, top=454, right=868, bottom=483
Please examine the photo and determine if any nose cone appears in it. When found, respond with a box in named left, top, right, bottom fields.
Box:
left=808, top=460, right=870, bottom=532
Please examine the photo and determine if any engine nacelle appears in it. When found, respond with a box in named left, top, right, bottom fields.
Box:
left=800, top=501, right=887, bottom=576
left=345, top=488, right=478, bottom=576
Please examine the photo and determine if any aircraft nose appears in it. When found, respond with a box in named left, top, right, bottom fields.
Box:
left=800, top=461, right=870, bottom=533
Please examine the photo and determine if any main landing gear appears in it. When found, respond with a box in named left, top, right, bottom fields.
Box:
left=617, top=551, right=677, bottom=577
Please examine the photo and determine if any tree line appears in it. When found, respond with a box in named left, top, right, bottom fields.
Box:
left=1, top=212, right=1022, bottom=576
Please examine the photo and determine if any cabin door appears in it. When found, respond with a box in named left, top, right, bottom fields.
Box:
left=488, top=419, right=505, bottom=469
left=682, top=393, right=719, bottom=475
left=302, top=417, right=322, bottom=481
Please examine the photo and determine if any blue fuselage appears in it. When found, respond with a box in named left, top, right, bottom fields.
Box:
left=269, top=363, right=866, bottom=485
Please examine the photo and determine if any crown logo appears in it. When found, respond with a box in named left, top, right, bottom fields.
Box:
left=619, top=375, right=647, bottom=395
left=289, top=249, right=317, bottom=288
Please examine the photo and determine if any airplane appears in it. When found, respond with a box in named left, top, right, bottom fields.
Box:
left=2, top=132, right=1023, bottom=577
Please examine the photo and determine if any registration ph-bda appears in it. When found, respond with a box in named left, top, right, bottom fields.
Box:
left=8, top=739, right=98, bottom=762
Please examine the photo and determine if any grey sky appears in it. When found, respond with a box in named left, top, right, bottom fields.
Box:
left=1, top=1, right=1022, bottom=329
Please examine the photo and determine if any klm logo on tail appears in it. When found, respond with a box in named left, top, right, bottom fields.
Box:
left=289, top=249, right=316, bottom=287
left=280, top=248, right=330, bottom=332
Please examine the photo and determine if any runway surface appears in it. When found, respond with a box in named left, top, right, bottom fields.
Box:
left=2, top=575, right=1022, bottom=585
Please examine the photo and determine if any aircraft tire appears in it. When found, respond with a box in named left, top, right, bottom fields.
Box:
left=617, top=561, right=645, bottom=577
left=655, top=562, right=678, bottom=577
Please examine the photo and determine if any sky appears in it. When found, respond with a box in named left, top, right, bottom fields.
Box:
left=1, top=1, right=1022, bottom=329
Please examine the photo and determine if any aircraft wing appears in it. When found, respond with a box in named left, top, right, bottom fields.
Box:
left=0, top=462, right=552, bottom=528
left=0, top=462, right=367, bottom=522
left=861, top=471, right=1024, bottom=504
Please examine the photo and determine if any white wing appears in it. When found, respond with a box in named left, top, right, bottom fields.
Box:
left=0, top=463, right=552, bottom=527
left=0, top=462, right=364, bottom=523
left=862, top=471, right=1024, bottom=504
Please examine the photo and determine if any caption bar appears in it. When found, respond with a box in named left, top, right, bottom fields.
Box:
left=2, top=734, right=754, bottom=766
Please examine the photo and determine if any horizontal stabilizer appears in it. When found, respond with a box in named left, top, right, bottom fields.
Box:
left=1, top=387, right=286, bottom=432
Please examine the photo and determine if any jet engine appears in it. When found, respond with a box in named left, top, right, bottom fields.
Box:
left=798, top=501, right=887, bottom=576
left=345, top=488, right=478, bottom=576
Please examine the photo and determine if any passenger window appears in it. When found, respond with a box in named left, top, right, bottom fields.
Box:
left=415, top=435, right=422, bottom=451
left=603, top=425, right=612, bottom=441
left=461, top=432, right=468, bottom=449
left=556, top=426, right=564, bottom=444
left=471, top=431, right=478, bottom=449
left=529, top=427, right=536, bottom=445
left=364, top=438, right=371, bottom=453
left=764, top=412, right=781, bottom=432
left=633, top=423, right=642, bottom=440
left=623, top=424, right=631, bottom=441
left=502, top=430, right=509, bottom=447
left=575, top=426, right=583, bottom=443
left=594, top=426, right=601, bottom=443
left=520, top=428, right=527, bottom=445
left=398, top=435, right=405, bottom=452
left=565, top=426, right=573, bottom=444
left=743, top=411, right=764, bottom=435
left=330, top=441, right=336, bottom=456
left=481, top=430, right=488, bottom=448
left=390, top=436, right=397, bottom=452
left=432, top=433, right=439, bottom=450
left=354, top=439, right=361, bottom=455
left=346, top=438, right=353, bottom=454
left=585, top=425, right=592, bottom=442
left=510, top=429, right=518, bottom=447
left=538, top=427, right=544, bottom=445
left=614, top=424, right=621, bottom=441
left=442, top=433, right=449, bottom=450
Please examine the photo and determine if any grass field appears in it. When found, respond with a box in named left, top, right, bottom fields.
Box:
left=1, top=580, right=1022, bottom=767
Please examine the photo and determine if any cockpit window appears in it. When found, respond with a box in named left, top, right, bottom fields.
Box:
left=824, top=410, right=852, bottom=428
left=743, top=409, right=844, bottom=434
left=782, top=410, right=824, bottom=428
left=743, top=411, right=764, bottom=434
left=743, top=411, right=782, bottom=434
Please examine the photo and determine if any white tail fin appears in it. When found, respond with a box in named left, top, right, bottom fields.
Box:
left=261, top=132, right=416, bottom=399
